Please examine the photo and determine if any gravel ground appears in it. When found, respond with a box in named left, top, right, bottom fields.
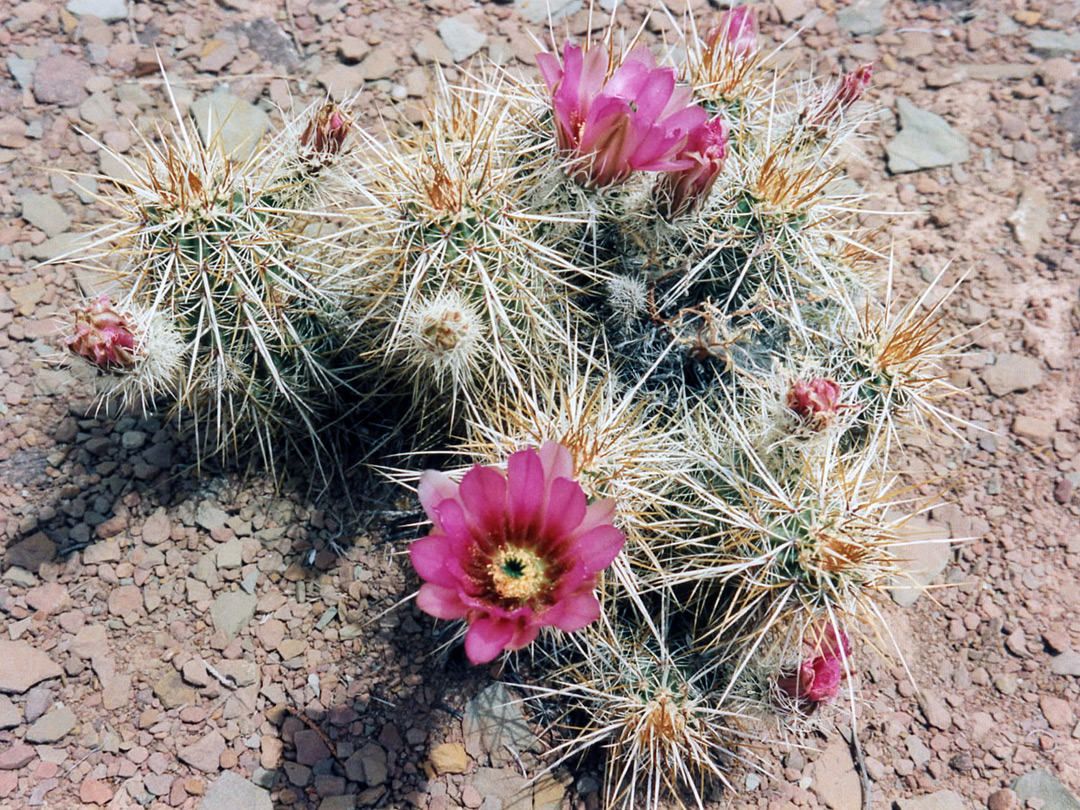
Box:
left=1, top=0, right=1079, bottom=809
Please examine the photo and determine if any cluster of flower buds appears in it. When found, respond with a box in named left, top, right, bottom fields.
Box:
left=787, top=377, right=842, bottom=426
left=705, top=6, right=759, bottom=58
left=801, top=63, right=873, bottom=135
left=776, top=620, right=851, bottom=707
left=537, top=42, right=708, bottom=188
left=299, top=102, right=351, bottom=163
left=62, top=295, right=139, bottom=370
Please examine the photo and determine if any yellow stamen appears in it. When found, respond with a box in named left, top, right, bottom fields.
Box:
left=488, top=547, right=545, bottom=601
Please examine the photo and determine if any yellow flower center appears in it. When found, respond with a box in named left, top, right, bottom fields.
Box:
left=488, top=547, right=546, bottom=601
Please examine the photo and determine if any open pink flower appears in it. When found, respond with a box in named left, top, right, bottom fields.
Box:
left=410, top=442, right=626, bottom=665
left=803, top=63, right=873, bottom=132
left=536, top=42, right=708, bottom=187
left=776, top=620, right=851, bottom=705
left=787, top=377, right=842, bottom=425
left=705, top=7, right=759, bottom=58
left=62, top=295, right=138, bottom=369
left=656, top=115, right=729, bottom=217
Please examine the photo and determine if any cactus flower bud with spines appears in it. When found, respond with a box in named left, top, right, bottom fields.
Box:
left=656, top=115, right=729, bottom=217
left=776, top=620, right=851, bottom=705
left=803, top=63, right=873, bottom=132
left=705, top=6, right=759, bottom=58
left=63, top=295, right=138, bottom=369
left=536, top=42, right=708, bottom=187
left=788, top=378, right=842, bottom=424
left=299, top=102, right=351, bottom=159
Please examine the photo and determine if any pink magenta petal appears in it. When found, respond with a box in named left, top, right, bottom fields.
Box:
left=432, top=499, right=470, bottom=550
left=572, top=524, right=626, bottom=571
left=418, top=470, right=460, bottom=529
left=537, top=440, right=574, bottom=485
left=416, top=583, right=469, bottom=620
left=506, top=447, right=545, bottom=532
left=542, top=477, right=588, bottom=539
left=536, top=51, right=562, bottom=92
left=506, top=623, right=541, bottom=651
left=574, top=498, right=617, bottom=536
left=458, top=464, right=508, bottom=537
left=464, top=616, right=516, bottom=664
left=543, top=591, right=601, bottom=632
left=409, top=535, right=459, bottom=588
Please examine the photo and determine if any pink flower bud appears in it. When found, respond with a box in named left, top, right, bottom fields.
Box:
left=776, top=620, right=851, bottom=705
left=787, top=378, right=841, bottom=424
left=299, top=103, right=351, bottom=159
left=705, top=7, right=758, bottom=58
left=803, top=63, right=873, bottom=133
left=62, top=295, right=138, bottom=369
left=657, top=115, right=729, bottom=217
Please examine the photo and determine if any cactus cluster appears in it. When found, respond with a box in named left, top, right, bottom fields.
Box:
left=59, top=5, right=959, bottom=807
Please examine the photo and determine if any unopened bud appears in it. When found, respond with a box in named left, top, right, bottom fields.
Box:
left=705, top=7, right=758, bottom=58
left=300, top=103, right=351, bottom=159
left=63, top=295, right=138, bottom=369
left=788, top=378, right=841, bottom=424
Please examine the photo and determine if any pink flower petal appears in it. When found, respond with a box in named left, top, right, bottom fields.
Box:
left=537, top=440, right=574, bottom=485
left=506, top=447, right=545, bottom=533
left=464, top=616, right=516, bottom=664
left=458, top=464, right=508, bottom=539
left=536, top=51, right=562, bottom=92
left=409, top=535, right=460, bottom=588
left=541, top=477, right=587, bottom=540
left=506, top=623, right=541, bottom=651
left=572, top=524, right=626, bottom=572
left=418, top=470, right=460, bottom=529
left=574, top=498, right=617, bottom=537
left=416, top=583, right=469, bottom=620
left=543, top=591, right=600, bottom=632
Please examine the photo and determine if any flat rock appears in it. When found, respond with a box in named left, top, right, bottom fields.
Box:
left=20, top=194, right=70, bottom=237
left=1027, top=31, right=1080, bottom=58
left=463, top=683, right=541, bottom=767
left=889, top=516, right=951, bottom=606
left=1012, top=771, right=1080, bottom=810
left=471, top=767, right=531, bottom=810
left=438, top=17, right=487, bottom=63
left=32, top=56, right=89, bottom=106
left=430, top=742, right=469, bottom=775
left=897, top=791, right=968, bottom=810
left=1050, top=650, right=1080, bottom=676
left=811, top=740, right=861, bottom=810
left=210, top=590, right=257, bottom=641
left=191, top=92, right=269, bottom=161
left=1008, top=185, right=1051, bottom=255
left=0, top=641, right=62, bottom=694
left=5, top=532, right=56, bottom=572
left=837, top=0, right=888, bottom=36
left=0, top=695, right=21, bottom=729
left=25, top=705, right=77, bottom=743
left=72, top=625, right=109, bottom=659
left=412, top=31, right=454, bottom=67
left=142, top=509, right=172, bottom=545
left=0, top=742, right=36, bottom=770
left=67, top=0, right=128, bottom=21
left=153, top=670, right=198, bottom=710
left=79, top=775, right=114, bottom=805
left=198, top=771, right=272, bottom=810
left=358, top=44, right=399, bottom=81
left=179, top=730, right=227, bottom=773
left=295, top=728, right=334, bottom=767
left=981, top=354, right=1044, bottom=396
left=108, top=584, right=143, bottom=618
left=886, top=99, right=971, bottom=173
left=514, top=0, right=582, bottom=24
left=1039, top=695, right=1074, bottom=730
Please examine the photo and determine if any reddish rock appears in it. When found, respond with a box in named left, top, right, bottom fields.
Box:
left=294, top=728, right=332, bottom=766
left=25, top=583, right=69, bottom=614
left=178, top=730, right=227, bottom=773
left=1039, top=694, right=1075, bottom=730
left=107, top=585, right=143, bottom=618
left=0, top=641, right=62, bottom=694
left=0, top=770, right=17, bottom=797
left=0, top=742, right=35, bottom=770
left=79, top=776, right=114, bottom=805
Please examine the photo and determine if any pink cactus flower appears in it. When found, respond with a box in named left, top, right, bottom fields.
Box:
left=705, top=7, right=759, bottom=58
left=62, top=295, right=138, bottom=369
left=536, top=42, right=709, bottom=187
left=787, top=377, right=842, bottom=424
left=803, top=63, right=873, bottom=132
left=776, top=620, right=851, bottom=705
left=657, top=115, right=729, bottom=218
left=410, top=442, right=626, bottom=665
left=299, top=102, right=351, bottom=158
